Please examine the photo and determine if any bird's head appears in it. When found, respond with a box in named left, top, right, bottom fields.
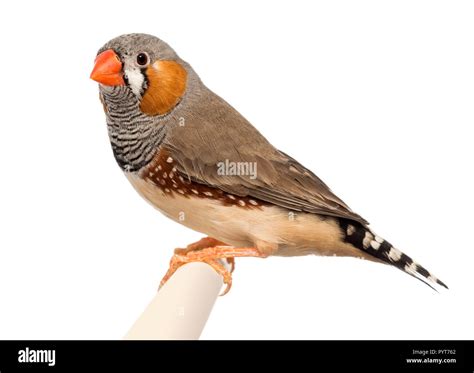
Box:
left=90, top=33, right=188, bottom=116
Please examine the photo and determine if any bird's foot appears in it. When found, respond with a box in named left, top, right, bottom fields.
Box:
left=174, top=237, right=235, bottom=272
left=160, top=246, right=264, bottom=296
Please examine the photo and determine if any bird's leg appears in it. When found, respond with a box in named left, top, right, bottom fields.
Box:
left=174, top=236, right=235, bottom=272
left=160, top=246, right=265, bottom=296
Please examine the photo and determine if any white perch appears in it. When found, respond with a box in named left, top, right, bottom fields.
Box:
left=124, top=262, right=224, bottom=340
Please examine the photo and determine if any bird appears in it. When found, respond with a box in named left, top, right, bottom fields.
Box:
left=90, top=33, right=447, bottom=294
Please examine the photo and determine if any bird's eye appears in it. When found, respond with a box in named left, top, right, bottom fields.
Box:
left=136, top=53, right=149, bottom=66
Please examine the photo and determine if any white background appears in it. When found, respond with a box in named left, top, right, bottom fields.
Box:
left=0, top=0, right=473, bottom=339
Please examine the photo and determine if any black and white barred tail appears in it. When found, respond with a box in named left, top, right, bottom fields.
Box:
left=338, top=219, right=448, bottom=290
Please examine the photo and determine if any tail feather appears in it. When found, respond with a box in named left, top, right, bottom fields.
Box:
left=339, top=219, right=448, bottom=290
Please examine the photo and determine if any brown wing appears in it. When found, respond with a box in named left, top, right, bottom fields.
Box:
left=162, top=88, right=368, bottom=225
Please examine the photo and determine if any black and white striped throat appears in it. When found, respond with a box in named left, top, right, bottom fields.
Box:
left=100, top=86, right=166, bottom=172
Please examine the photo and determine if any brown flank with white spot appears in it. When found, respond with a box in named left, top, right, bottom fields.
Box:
left=138, top=149, right=266, bottom=209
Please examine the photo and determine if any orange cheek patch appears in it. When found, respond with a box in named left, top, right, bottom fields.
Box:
left=140, top=60, right=187, bottom=116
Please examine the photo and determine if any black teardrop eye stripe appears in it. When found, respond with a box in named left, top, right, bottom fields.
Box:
left=121, top=67, right=148, bottom=91
left=112, top=50, right=129, bottom=86
left=142, top=67, right=149, bottom=90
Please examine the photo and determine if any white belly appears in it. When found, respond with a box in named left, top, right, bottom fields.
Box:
left=126, top=172, right=375, bottom=260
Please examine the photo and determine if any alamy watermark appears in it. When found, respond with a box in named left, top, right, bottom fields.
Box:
left=216, top=159, right=257, bottom=180
left=18, top=347, right=55, bottom=367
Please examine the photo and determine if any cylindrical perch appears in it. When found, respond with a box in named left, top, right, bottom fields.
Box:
left=124, top=262, right=223, bottom=340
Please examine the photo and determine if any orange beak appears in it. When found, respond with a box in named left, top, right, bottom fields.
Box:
left=90, top=49, right=125, bottom=86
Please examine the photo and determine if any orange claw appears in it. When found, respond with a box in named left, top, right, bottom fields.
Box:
left=160, top=246, right=263, bottom=296
left=174, top=237, right=236, bottom=273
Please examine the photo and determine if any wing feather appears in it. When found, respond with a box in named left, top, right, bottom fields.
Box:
left=161, top=88, right=368, bottom=224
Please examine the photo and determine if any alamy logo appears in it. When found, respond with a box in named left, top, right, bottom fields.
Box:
left=18, top=347, right=56, bottom=367
left=217, top=159, right=257, bottom=180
